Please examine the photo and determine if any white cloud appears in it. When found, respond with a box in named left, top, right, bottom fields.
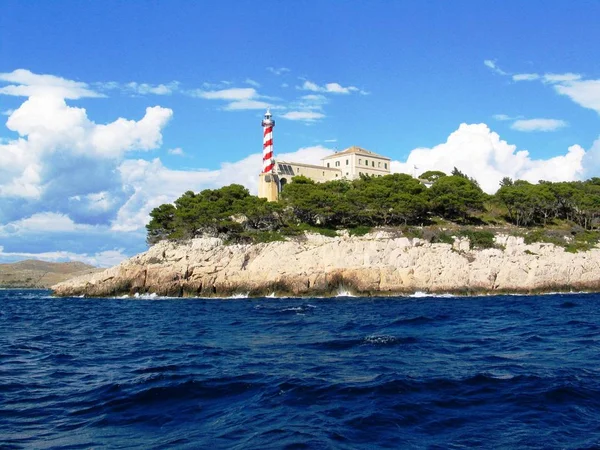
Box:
left=0, top=212, right=93, bottom=234
left=582, top=136, right=600, bottom=178
left=281, top=111, right=325, bottom=122
left=0, top=68, right=173, bottom=242
left=512, top=73, right=540, bottom=81
left=2, top=109, right=14, bottom=116
left=267, top=67, right=290, bottom=76
left=192, top=87, right=275, bottom=110
left=0, top=69, right=102, bottom=99
left=125, top=81, right=179, bottom=95
left=483, top=60, right=507, bottom=76
left=167, top=147, right=185, bottom=156
left=392, top=123, right=585, bottom=193
left=299, top=80, right=362, bottom=95
left=324, top=139, right=337, bottom=143
left=195, top=87, right=257, bottom=101
left=493, top=114, right=513, bottom=121
left=511, top=118, right=568, bottom=132
left=225, top=99, right=272, bottom=111
left=553, top=79, right=600, bottom=114
left=245, top=78, right=260, bottom=88
left=96, top=81, right=180, bottom=95
left=0, top=245, right=127, bottom=267
left=543, top=73, right=582, bottom=83
left=111, top=158, right=219, bottom=231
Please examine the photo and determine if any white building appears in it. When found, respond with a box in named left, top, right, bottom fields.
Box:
left=321, top=146, right=391, bottom=179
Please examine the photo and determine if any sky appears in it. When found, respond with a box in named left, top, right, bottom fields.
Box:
left=1, top=1, right=600, bottom=266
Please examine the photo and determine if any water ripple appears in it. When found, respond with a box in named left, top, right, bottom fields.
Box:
left=1, top=289, right=600, bottom=448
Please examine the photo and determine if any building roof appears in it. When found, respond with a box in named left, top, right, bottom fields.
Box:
left=278, top=160, right=341, bottom=172
left=321, top=146, right=391, bottom=161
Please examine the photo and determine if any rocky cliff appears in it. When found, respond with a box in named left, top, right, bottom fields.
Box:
left=52, top=232, right=600, bottom=297
left=53, top=232, right=600, bottom=297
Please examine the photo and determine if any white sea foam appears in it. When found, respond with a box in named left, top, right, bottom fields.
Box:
left=336, top=287, right=356, bottom=297
left=134, top=292, right=158, bottom=299
left=363, top=334, right=397, bottom=345
left=409, top=291, right=455, bottom=298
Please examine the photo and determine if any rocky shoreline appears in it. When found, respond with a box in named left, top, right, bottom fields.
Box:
left=51, top=232, right=600, bottom=297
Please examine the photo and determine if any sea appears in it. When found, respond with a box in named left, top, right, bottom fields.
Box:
left=1, top=289, right=600, bottom=449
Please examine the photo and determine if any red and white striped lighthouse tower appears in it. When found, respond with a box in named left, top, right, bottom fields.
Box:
left=261, top=108, right=275, bottom=173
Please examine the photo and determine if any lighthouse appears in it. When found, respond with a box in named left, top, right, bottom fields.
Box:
left=258, top=108, right=280, bottom=201
left=262, top=108, right=275, bottom=173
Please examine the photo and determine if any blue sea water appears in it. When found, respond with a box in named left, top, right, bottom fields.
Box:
left=1, top=290, right=600, bottom=449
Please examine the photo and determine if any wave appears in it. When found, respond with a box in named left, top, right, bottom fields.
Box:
left=409, top=291, right=455, bottom=298
left=303, top=334, right=417, bottom=351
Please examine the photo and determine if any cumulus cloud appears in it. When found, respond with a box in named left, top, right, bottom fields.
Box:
left=0, top=95, right=172, bottom=203
left=167, top=147, right=185, bottom=156
left=392, top=123, right=585, bottom=193
left=112, top=158, right=219, bottom=232
left=0, top=212, right=93, bottom=234
left=0, top=69, right=173, bottom=233
left=0, top=69, right=102, bottom=99
left=511, top=118, right=568, bottom=132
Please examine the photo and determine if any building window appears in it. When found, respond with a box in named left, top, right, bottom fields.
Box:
left=384, top=163, right=388, bottom=169
left=346, top=159, right=349, bottom=165
left=336, top=174, right=338, bottom=177
left=359, top=159, right=362, bottom=165
left=372, top=161, right=375, bottom=167
left=378, top=162, right=381, bottom=167
left=346, top=172, right=348, bottom=176
left=365, top=159, right=368, bottom=166
left=322, top=171, right=325, bottom=176
left=335, top=161, right=340, bottom=167
left=297, top=168, right=300, bottom=173
left=327, top=163, right=330, bottom=167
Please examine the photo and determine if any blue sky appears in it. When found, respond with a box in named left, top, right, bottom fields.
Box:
left=1, top=1, right=599, bottom=266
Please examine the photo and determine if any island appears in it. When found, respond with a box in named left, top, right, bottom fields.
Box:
left=52, top=171, right=600, bottom=297
left=1, top=260, right=100, bottom=289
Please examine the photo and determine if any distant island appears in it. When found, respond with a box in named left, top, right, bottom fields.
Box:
left=0, top=260, right=100, bottom=289
left=52, top=170, right=600, bottom=297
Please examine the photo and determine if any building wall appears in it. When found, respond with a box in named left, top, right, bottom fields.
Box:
left=277, top=161, right=341, bottom=187
left=322, top=153, right=391, bottom=179
left=258, top=172, right=279, bottom=202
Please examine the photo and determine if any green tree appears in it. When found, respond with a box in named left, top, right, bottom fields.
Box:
left=429, top=175, right=485, bottom=221
left=419, top=170, right=447, bottom=182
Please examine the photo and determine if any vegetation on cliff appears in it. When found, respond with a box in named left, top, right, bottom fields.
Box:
left=146, top=170, right=600, bottom=249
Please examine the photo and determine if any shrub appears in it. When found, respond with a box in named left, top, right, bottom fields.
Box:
left=432, top=231, right=455, bottom=245
left=459, top=230, right=495, bottom=249
left=349, top=226, right=372, bottom=236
